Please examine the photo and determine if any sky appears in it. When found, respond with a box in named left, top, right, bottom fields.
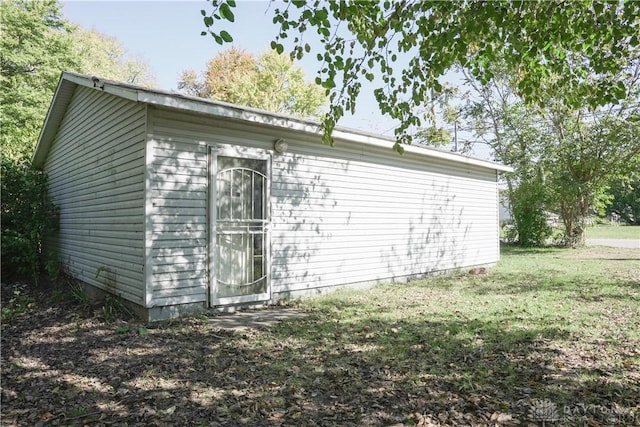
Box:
left=61, top=1, right=491, bottom=160
left=61, top=0, right=400, bottom=135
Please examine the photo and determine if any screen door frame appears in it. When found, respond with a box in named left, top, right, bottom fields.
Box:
left=209, top=144, right=271, bottom=307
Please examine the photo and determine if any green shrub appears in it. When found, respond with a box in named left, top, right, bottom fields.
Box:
left=1, top=156, right=58, bottom=283
left=510, top=180, right=552, bottom=247
left=0, top=284, right=35, bottom=321
left=605, top=174, right=640, bottom=225
left=101, top=294, right=135, bottom=324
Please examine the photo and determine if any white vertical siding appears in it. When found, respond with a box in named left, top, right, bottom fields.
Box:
left=146, top=108, right=500, bottom=307
left=43, top=86, right=146, bottom=304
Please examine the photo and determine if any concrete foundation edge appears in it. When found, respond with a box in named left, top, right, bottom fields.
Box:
left=74, top=262, right=497, bottom=321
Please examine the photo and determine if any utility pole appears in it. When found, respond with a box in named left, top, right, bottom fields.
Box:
left=453, top=121, right=458, bottom=152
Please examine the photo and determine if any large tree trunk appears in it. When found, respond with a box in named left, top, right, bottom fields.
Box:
left=564, top=222, right=586, bottom=247
left=560, top=196, right=588, bottom=247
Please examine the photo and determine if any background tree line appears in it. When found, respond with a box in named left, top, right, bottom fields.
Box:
left=0, top=0, right=158, bottom=282
left=428, top=59, right=640, bottom=246
left=418, top=84, right=640, bottom=248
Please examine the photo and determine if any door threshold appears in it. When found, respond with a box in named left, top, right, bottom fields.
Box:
left=206, top=306, right=308, bottom=330
left=210, top=301, right=268, bottom=314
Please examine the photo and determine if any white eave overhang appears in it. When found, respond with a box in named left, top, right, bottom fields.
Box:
left=33, top=72, right=514, bottom=173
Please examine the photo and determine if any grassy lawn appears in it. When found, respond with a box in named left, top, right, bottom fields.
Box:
left=2, top=245, right=639, bottom=426
left=586, top=224, right=640, bottom=240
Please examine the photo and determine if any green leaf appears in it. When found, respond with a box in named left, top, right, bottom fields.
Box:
left=220, top=30, right=233, bottom=43
left=219, top=3, right=235, bottom=22
left=322, top=78, right=336, bottom=89
left=593, top=2, right=603, bottom=15
left=204, top=16, right=214, bottom=27
left=192, top=0, right=640, bottom=151
left=138, top=327, right=148, bottom=336
left=613, top=81, right=626, bottom=99
left=116, top=325, right=129, bottom=334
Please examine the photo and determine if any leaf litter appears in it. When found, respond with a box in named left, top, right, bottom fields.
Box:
left=2, top=247, right=639, bottom=426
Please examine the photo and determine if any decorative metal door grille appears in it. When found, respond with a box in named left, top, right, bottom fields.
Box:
left=215, top=156, right=268, bottom=299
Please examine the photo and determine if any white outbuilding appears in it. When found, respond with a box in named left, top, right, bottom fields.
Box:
left=33, top=73, right=512, bottom=321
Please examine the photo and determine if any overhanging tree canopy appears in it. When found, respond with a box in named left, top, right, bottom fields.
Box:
left=203, top=0, right=640, bottom=151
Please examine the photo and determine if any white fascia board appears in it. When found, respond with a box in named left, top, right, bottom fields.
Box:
left=33, top=72, right=512, bottom=173
left=32, top=73, right=140, bottom=168
left=138, top=90, right=513, bottom=173
left=63, top=72, right=139, bottom=101
left=48, top=74, right=512, bottom=174
left=137, top=91, right=321, bottom=135
left=32, top=75, right=75, bottom=168
left=102, top=84, right=138, bottom=102
left=60, top=72, right=92, bottom=87
left=333, top=129, right=515, bottom=173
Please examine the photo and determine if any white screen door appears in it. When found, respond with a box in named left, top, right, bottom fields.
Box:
left=210, top=148, right=270, bottom=306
